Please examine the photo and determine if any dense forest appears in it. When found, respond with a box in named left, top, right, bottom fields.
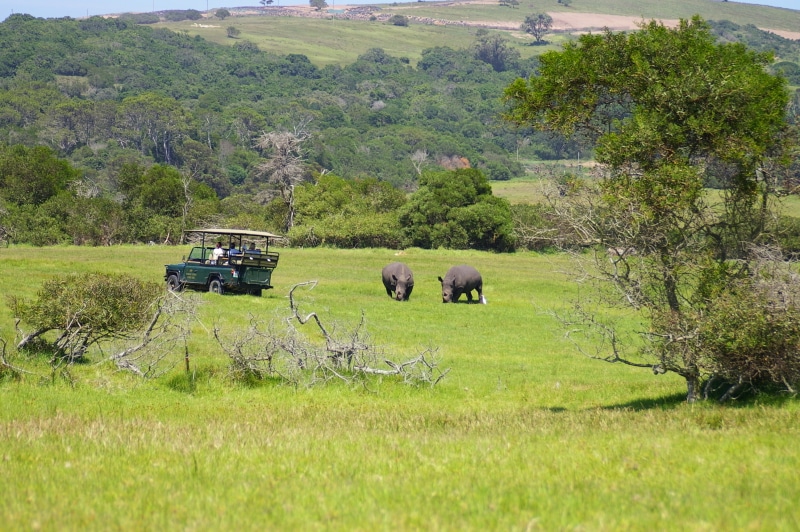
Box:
left=0, top=13, right=798, bottom=249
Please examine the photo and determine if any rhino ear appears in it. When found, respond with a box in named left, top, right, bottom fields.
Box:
left=437, top=276, right=444, bottom=284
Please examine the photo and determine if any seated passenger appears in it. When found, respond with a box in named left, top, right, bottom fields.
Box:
left=247, top=242, right=261, bottom=254
left=211, top=242, right=224, bottom=264
left=229, top=243, right=241, bottom=256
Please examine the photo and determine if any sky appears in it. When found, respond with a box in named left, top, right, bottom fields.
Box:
left=4, top=0, right=799, bottom=21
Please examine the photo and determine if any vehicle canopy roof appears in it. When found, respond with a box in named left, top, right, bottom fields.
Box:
left=185, top=228, right=283, bottom=239
left=184, top=228, right=283, bottom=250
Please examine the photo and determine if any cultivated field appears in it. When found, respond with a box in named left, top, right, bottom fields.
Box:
left=1, top=245, right=799, bottom=529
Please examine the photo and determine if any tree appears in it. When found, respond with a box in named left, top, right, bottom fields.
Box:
left=215, top=9, right=231, bottom=20
left=226, top=26, right=241, bottom=39
left=521, top=13, right=553, bottom=44
left=255, top=129, right=309, bottom=231
left=0, top=145, right=78, bottom=206
left=472, top=34, right=520, bottom=72
left=115, top=93, right=190, bottom=165
left=260, top=0, right=274, bottom=5
left=398, top=168, right=514, bottom=251
left=387, top=15, right=409, bottom=27
left=287, top=173, right=407, bottom=248
left=504, top=17, right=791, bottom=401
left=309, top=0, right=328, bottom=11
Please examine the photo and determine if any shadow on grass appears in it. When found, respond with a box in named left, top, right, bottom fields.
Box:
left=165, top=366, right=285, bottom=393
left=602, top=390, right=798, bottom=410
left=165, top=367, right=217, bottom=393
left=602, top=392, right=688, bottom=411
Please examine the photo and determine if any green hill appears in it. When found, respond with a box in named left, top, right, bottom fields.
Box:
left=154, top=0, right=800, bottom=66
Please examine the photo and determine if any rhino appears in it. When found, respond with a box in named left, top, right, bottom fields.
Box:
left=438, top=265, right=486, bottom=304
left=382, top=262, right=414, bottom=301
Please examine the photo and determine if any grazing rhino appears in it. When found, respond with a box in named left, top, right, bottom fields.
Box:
left=438, top=265, right=486, bottom=304
left=382, top=262, right=414, bottom=301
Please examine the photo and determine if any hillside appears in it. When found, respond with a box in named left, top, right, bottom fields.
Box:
left=153, top=0, right=800, bottom=66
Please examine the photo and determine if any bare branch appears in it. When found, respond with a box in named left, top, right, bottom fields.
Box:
left=216, top=282, right=448, bottom=388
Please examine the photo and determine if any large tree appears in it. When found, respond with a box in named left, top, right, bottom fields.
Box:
left=504, top=17, right=792, bottom=401
left=520, top=13, right=553, bottom=45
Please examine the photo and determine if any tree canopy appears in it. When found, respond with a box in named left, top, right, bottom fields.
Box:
left=399, top=168, right=514, bottom=251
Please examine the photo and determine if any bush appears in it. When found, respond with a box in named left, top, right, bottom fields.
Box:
left=510, top=203, right=559, bottom=251
left=697, top=264, right=800, bottom=397
left=289, top=212, right=405, bottom=248
left=163, top=10, right=202, bottom=22
left=387, top=15, right=409, bottom=26
left=119, top=13, right=160, bottom=24
left=771, top=215, right=800, bottom=259
left=399, top=168, right=514, bottom=251
left=10, top=273, right=162, bottom=360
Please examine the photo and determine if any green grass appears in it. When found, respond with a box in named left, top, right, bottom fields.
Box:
left=1, top=245, right=799, bottom=529
left=159, top=0, right=800, bottom=67
left=165, top=15, right=543, bottom=67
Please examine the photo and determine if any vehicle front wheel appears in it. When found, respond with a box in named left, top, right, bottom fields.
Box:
left=166, top=274, right=183, bottom=292
left=208, top=278, right=224, bottom=295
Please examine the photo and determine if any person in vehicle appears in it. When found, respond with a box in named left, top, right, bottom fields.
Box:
left=211, top=242, right=224, bottom=264
left=229, top=243, right=241, bottom=256
left=247, top=242, right=261, bottom=254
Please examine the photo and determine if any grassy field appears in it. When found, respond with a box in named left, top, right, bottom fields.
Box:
left=158, top=0, right=800, bottom=67
left=1, top=245, right=799, bottom=530
left=163, top=15, right=552, bottom=67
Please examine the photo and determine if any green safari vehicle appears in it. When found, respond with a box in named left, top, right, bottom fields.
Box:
left=164, top=228, right=281, bottom=296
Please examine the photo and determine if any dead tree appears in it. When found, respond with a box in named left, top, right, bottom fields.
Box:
left=254, top=127, right=310, bottom=231
left=214, top=281, right=448, bottom=387
left=109, top=291, right=201, bottom=378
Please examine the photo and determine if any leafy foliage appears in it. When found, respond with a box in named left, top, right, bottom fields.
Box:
left=387, top=15, right=410, bottom=27
left=287, top=173, right=406, bottom=248
left=10, top=273, right=162, bottom=360
left=505, top=17, right=793, bottom=401
left=521, top=14, right=553, bottom=44
left=399, top=168, right=514, bottom=251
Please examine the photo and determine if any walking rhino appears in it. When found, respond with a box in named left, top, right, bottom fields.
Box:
left=438, top=265, right=486, bottom=304
left=382, top=262, right=414, bottom=301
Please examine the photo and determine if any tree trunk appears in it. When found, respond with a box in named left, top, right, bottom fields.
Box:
left=685, top=374, right=699, bottom=403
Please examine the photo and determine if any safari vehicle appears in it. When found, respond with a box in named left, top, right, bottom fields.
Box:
left=165, top=228, right=281, bottom=296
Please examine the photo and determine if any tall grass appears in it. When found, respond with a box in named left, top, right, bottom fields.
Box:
left=1, top=245, right=798, bottom=530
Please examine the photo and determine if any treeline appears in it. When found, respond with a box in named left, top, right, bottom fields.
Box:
left=0, top=142, right=516, bottom=250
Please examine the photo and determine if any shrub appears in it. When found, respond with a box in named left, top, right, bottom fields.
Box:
left=10, top=273, right=162, bottom=360
left=399, top=168, right=514, bottom=251
left=387, top=15, right=409, bottom=26
left=289, top=212, right=404, bottom=248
